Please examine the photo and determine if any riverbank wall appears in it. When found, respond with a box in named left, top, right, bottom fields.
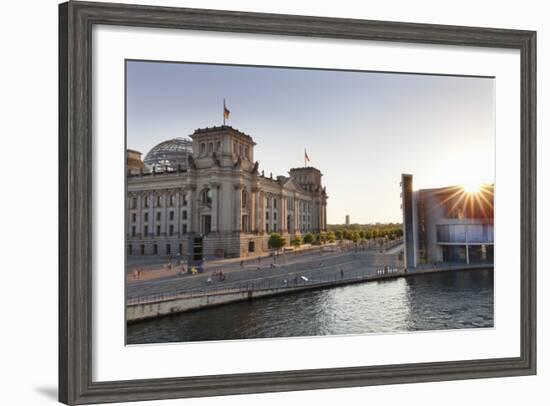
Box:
left=127, top=256, right=492, bottom=322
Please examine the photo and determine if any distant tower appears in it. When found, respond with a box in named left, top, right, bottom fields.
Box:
left=345, top=215, right=350, bottom=225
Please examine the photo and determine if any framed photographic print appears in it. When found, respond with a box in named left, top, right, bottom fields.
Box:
left=59, top=1, right=536, bottom=404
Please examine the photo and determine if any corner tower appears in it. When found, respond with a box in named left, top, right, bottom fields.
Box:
left=190, top=125, right=256, bottom=171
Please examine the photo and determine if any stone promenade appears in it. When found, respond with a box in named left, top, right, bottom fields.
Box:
left=127, top=246, right=404, bottom=302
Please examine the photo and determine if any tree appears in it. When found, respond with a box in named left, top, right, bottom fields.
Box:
left=291, top=235, right=302, bottom=249
left=358, top=230, right=365, bottom=240
left=319, top=231, right=328, bottom=244
left=268, top=233, right=286, bottom=252
left=303, top=232, right=314, bottom=244
left=327, top=231, right=336, bottom=243
left=334, top=230, right=343, bottom=240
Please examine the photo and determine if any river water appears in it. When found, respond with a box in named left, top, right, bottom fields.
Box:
left=127, top=269, right=493, bottom=344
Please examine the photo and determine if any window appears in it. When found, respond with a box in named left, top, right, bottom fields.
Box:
left=216, top=141, right=221, bottom=152
left=156, top=225, right=161, bottom=236
left=128, top=245, right=132, bottom=255
left=156, top=212, right=161, bottom=221
left=169, top=211, right=174, bottom=221
left=178, top=243, right=183, bottom=255
left=244, top=146, right=249, bottom=160
left=144, top=225, right=149, bottom=236
left=131, top=226, right=136, bottom=237
left=153, top=244, right=158, bottom=255
left=169, top=195, right=174, bottom=206
left=239, top=144, right=243, bottom=156
left=181, top=193, right=188, bottom=206
left=144, top=196, right=149, bottom=208
left=202, top=215, right=212, bottom=234
left=140, top=244, right=145, bottom=255
left=200, top=143, right=206, bottom=154
left=169, top=224, right=174, bottom=236
left=130, top=197, right=137, bottom=209
left=208, top=142, right=213, bottom=153
left=266, top=211, right=269, bottom=220
left=201, top=188, right=212, bottom=204
left=182, top=210, right=187, bottom=220
left=182, top=224, right=188, bottom=234
left=241, top=215, right=248, bottom=232
left=156, top=195, right=162, bottom=207
left=273, top=224, right=277, bottom=232
left=265, top=223, right=269, bottom=233
left=131, top=213, right=136, bottom=222
left=166, top=244, right=171, bottom=255
left=144, top=212, right=149, bottom=222
left=242, top=189, right=248, bottom=208
left=274, top=212, right=277, bottom=221
left=233, top=141, right=238, bottom=154
left=273, top=198, right=278, bottom=209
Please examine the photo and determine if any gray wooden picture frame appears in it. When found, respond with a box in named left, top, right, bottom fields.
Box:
left=59, top=1, right=537, bottom=404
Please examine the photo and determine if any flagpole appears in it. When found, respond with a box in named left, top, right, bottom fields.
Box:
left=223, top=98, right=225, bottom=126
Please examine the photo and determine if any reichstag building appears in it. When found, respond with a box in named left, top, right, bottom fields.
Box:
left=127, top=126, right=328, bottom=258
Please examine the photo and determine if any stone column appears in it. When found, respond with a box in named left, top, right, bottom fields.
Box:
left=322, top=202, right=327, bottom=231
left=136, top=193, right=142, bottom=237
left=151, top=191, right=157, bottom=237
left=234, top=184, right=243, bottom=232
left=255, top=190, right=261, bottom=233
left=281, top=196, right=287, bottom=233
left=259, top=191, right=265, bottom=233
left=189, top=186, right=196, bottom=233
left=251, top=188, right=258, bottom=232
left=211, top=183, right=220, bottom=232
left=163, top=191, right=168, bottom=236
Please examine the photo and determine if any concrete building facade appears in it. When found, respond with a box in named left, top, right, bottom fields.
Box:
left=401, top=174, right=494, bottom=269
left=127, top=126, right=328, bottom=258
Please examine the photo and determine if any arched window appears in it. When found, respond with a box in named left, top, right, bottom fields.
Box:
left=208, top=142, right=214, bottom=153
left=242, top=189, right=248, bottom=208
left=200, top=143, right=206, bottom=154
left=201, top=188, right=212, bottom=204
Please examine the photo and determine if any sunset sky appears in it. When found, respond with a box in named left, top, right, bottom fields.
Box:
left=126, top=61, right=495, bottom=224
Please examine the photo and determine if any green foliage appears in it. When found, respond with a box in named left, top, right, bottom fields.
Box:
left=327, top=231, right=336, bottom=243
left=303, top=232, right=314, bottom=244
left=326, top=223, right=403, bottom=242
left=268, top=233, right=287, bottom=251
left=291, top=235, right=302, bottom=248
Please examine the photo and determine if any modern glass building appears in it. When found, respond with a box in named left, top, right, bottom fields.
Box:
left=401, top=174, right=494, bottom=269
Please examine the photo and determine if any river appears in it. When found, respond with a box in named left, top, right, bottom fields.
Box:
left=127, top=269, right=493, bottom=344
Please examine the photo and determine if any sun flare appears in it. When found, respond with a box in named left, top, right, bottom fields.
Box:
left=462, top=180, right=484, bottom=194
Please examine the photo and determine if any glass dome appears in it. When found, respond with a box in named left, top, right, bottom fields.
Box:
left=143, top=138, right=193, bottom=170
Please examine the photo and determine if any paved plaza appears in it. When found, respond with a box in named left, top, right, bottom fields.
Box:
left=126, top=243, right=404, bottom=301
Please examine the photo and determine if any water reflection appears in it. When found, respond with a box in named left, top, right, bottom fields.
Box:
left=127, top=269, right=493, bottom=344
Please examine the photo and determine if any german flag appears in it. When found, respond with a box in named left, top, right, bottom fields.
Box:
left=223, top=99, right=230, bottom=121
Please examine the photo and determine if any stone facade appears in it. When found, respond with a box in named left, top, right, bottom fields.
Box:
left=127, top=126, right=328, bottom=258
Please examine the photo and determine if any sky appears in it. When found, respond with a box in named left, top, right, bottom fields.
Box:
left=126, top=61, right=495, bottom=224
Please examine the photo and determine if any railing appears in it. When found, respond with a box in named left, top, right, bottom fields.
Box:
left=127, top=266, right=405, bottom=306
